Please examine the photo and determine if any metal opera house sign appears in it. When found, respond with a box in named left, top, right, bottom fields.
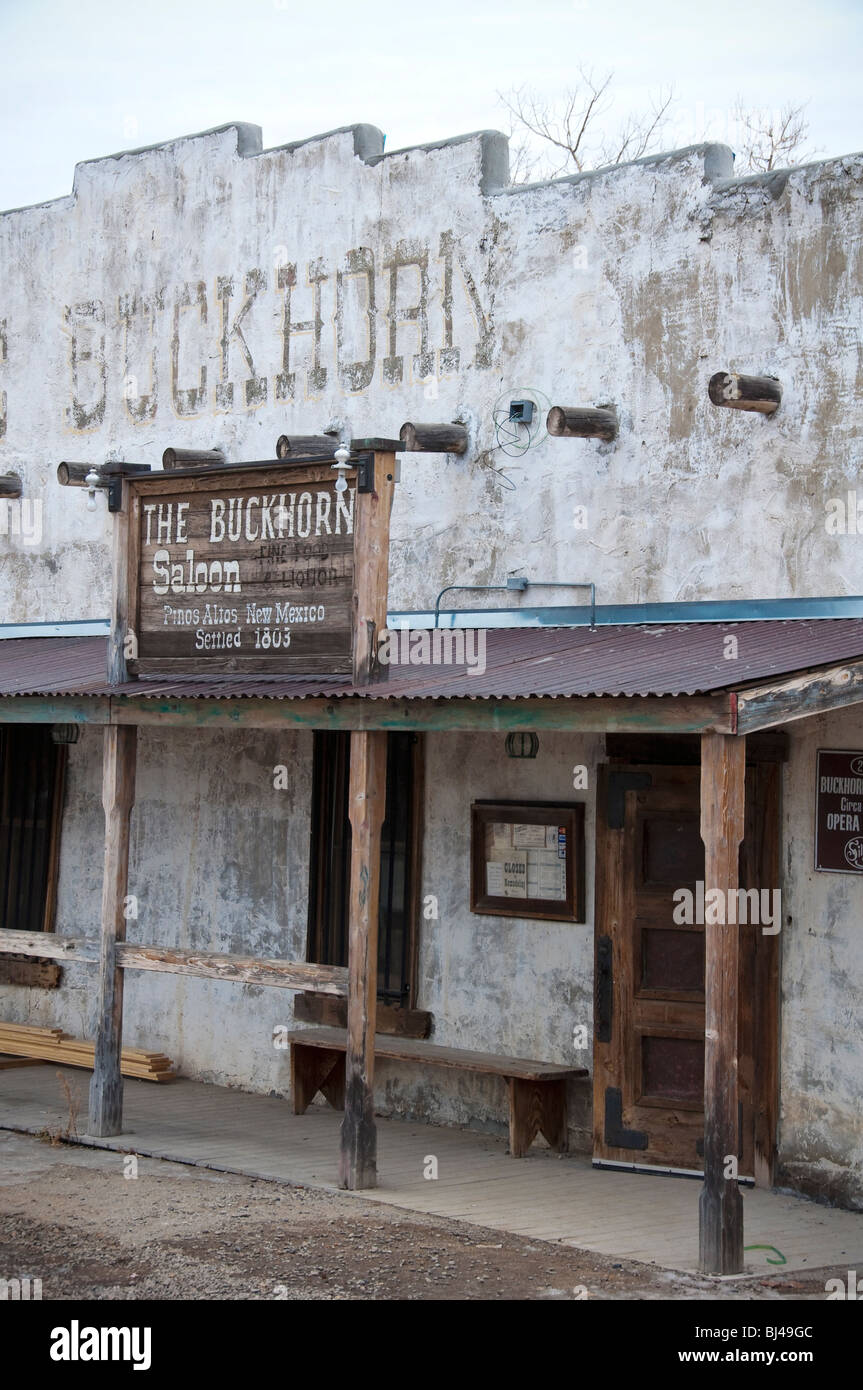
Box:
left=128, top=464, right=355, bottom=675
left=815, top=748, right=863, bottom=874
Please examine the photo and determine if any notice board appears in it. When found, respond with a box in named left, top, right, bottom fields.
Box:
left=470, top=801, right=585, bottom=922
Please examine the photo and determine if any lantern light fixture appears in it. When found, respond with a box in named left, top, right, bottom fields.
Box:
left=51, top=724, right=80, bottom=745
left=84, top=467, right=102, bottom=511
left=505, top=732, right=539, bottom=759
left=332, top=445, right=350, bottom=494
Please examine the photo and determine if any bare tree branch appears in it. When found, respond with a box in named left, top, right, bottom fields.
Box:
left=500, top=80, right=819, bottom=186
left=500, top=71, right=675, bottom=183
left=731, top=98, right=820, bottom=173
left=505, top=131, right=542, bottom=185
left=597, top=86, right=675, bottom=167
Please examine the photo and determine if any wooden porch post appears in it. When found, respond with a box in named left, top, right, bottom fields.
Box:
left=699, top=730, right=746, bottom=1274
left=339, top=729, right=387, bottom=1188
left=89, top=472, right=137, bottom=1137
left=339, top=445, right=395, bottom=1189
left=88, top=724, right=137, bottom=1135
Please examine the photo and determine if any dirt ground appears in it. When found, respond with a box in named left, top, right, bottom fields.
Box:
left=0, top=1130, right=844, bottom=1301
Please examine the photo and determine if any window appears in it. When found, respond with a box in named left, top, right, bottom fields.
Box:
left=0, top=725, right=66, bottom=985
left=307, top=730, right=421, bottom=1005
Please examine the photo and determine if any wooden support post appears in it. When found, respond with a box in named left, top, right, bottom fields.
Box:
left=87, top=724, right=137, bottom=1136
left=708, top=372, right=781, bottom=415
left=352, top=449, right=396, bottom=686
left=89, top=463, right=137, bottom=1137
left=108, top=477, right=131, bottom=685
left=339, top=444, right=395, bottom=1188
left=339, top=728, right=387, bottom=1188
left=699, top=731, right=746, bottom=1274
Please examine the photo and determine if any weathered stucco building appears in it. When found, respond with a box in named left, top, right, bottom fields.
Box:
left=1, top=120, right=862, bottom=1247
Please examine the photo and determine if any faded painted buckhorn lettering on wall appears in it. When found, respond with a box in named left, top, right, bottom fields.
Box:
left=40, top=232, right=493, bottom=432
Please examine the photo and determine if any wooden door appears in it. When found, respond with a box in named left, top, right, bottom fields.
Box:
left=593, top=761, right=780, bottom=1181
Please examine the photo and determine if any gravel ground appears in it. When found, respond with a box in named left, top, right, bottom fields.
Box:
left=0, top=1131, right=844, bottom=1301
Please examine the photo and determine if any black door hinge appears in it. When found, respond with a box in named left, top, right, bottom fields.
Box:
left=596, top=935, right=613, bottom=1044
left=604, top=1086, right=648, bottom=1150
left=606, top=771, right=652, bottom=829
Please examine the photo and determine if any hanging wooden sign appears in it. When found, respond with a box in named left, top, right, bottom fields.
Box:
left=126, top=463, right=355, bottom=674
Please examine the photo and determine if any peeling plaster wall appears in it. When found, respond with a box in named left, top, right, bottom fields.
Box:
left=779, top=708, right=863, bottom=1210
left=0, top=124, right=862, bottom=614
left=2, top=122, right=863, bottom=1200
left=0, top=724, right=597, bottom=1146
left=378, top=731, right=598, bottom=1146
left=1, top=724, right=313, bottom=1099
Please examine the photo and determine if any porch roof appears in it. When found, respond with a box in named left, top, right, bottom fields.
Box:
left=4, top=618, right=863, bottom=702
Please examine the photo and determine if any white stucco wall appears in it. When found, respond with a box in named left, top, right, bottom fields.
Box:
left=10, top=715, right=861, bottom=1202
left=1, top=724, right=598, bottom=1145
left=0, top=122, right=861, bottom=618
left=2, top=120, right=863, bottom=1201
left=383, top=730, right=598, bottom=1145
left=6, top=724, right=313, bottom=1098
left=779, top=709, right=863, bottom=1208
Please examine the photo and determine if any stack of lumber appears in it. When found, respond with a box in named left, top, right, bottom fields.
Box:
left=0, top=1022, right=175, bottom=1082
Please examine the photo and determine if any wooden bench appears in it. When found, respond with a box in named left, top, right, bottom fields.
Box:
left=288, top=1027, right=587, bottom=1158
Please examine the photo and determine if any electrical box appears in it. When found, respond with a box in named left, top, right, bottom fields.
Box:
left=508, top=399, right=534, bottom=425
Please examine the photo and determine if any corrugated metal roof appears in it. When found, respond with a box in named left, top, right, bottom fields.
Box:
left=0, top=636, right=113, bottom=697
left=3, top=619, right=863, bottom=701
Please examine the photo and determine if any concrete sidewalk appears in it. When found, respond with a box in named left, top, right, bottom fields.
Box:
left=1, top=1064, right=860, bottom=1276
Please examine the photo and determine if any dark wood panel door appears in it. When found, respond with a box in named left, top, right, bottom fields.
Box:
left=593, top=761, right=780, bottom=1180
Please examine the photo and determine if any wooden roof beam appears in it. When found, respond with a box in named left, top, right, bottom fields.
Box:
left=0, top=692, right=734, bottom=732
left=547, top=406, right=618, bottom=441
left=735, top=657, right=863, bottom=733
left=103, top=693, right=733, bottom=733
left=399, top=421, right=468, bottom=454
left=708, top=371, right=781, bottom=415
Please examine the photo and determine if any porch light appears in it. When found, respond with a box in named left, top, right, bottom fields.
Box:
left=84, top=467, right=102, bottom=511
left=505, top=732, right=539, bottom=759
left=51, top=724, right=80, bottom=745
left=332, top=445, right=350, bottom=494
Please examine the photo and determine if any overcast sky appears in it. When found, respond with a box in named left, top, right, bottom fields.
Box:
left=1, top=0, right=861, bottom=210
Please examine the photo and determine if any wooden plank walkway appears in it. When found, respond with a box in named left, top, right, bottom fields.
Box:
left=2, top=1066, right=861, bottom=1276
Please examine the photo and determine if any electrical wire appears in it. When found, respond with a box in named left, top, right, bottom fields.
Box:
left=490, top=388, right=551, bottom=489
left=492, top=408, right=533, bottom=458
